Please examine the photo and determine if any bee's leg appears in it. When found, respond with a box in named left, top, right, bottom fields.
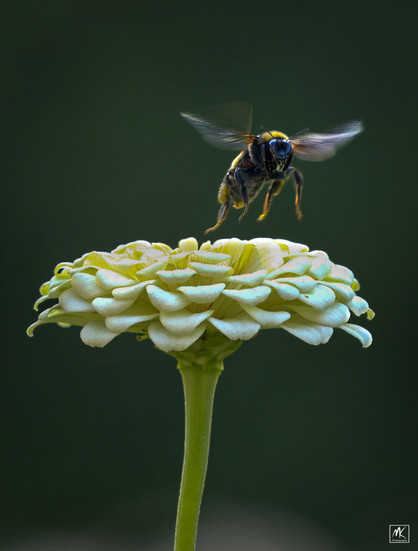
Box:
left=248, top=140, right=264, bottom=168
left=204, top=201, right=230, bottom=234
left=287, top=167, right=304, bottom=220
left=234, top=167, right=250, bottom=223
left=257, top=177, right=285, bottom=221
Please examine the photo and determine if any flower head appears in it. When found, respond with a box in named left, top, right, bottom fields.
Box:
left=27, top=237, right=374, bottom=353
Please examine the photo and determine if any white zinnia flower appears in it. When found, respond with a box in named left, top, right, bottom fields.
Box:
left=27, top=237, right=374, bottom=352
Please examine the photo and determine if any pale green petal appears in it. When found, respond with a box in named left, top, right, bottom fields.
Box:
left=71, top=272, right=104, bottom=299
left=266, top=257, right=312, bottom=279
left=340, top=323, right=373, bottom=347
left=281, top=318, right=334, bottom=345
left=160, top=309, right=214, bottom=335
left=222, top=285, right=271, bottom=305
left=105, top=312, right=159, bottom=333
left=178, top=283, right=226, bottom=304
left=80, top=321, right=118, bottom=347
left=208, top=313, right=260, bottom=340
left=211, top=239, right=248, bottom=266
left=112, top=239, right=151, bottom=253
left=290, top=303, right=350, bottom=327
left=367, top=309, right=375, bottom=320
left=249, top=238, right=285, bottom=269
left=148, top=321, right=206, bottom=352
left=59, top=289, right=95, bottom=313
left=168, top=252, right=189, bottom=266
left=178, top=237, right=198, bottom=252
left=241, top=304, right=291, bottom=327
left=274, top=275, right=316, bottom=292
left=96, top=269, right=136, bottom=291
left=265, top=281, right=300, bottom=300
left=135, top=259, right=169, bottom=278
left=47, top=280, right=72, bottom=298
left=188, top=262, right=233, bottom=277
left=156, top=268, right=196, bottom=284
left=34, top=295, right=50, bottom=311
left=226, top=269, right=268, bottom=286
left=147, top=285, right=191, bottom=312
left=228, top=243, right=259, bottom=273
left=92, top=297, right=135, bottom=316
left=298, top=284, right=335, bottom=310
left=346, top=296, right=370, bottom=316
left=191, top=251, right=231, bottom=264
left=320, top=281, right=355, bottom=302
left=111, top=280, right=155, bottom=300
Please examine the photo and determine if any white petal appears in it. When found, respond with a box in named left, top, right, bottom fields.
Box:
left=105, top=312, right=158, bottom=333
left=308, top=254, right=332, bottom=280
left=80, top=321, right=118, bottom=347
left=275, top=239, right=309, bottom=254
left=290, top=303, right=350, bottom=327
left=340, top=323, right=373, bottom=347
left=148, top=321, right=206, bottom=352
left=147, top=285, right=191, bottom=312
left=346, top=296, right=370, bottom=316
left=59, top=289, right=95, bottom=313
left=208, top=313, right=260, bottom=340
left=92, top=297, right=135, bottom=315
left=188, top=262, right=233, bottom=277
left=266, top=257, right=312, bottom=278
left=226, top=269, right=268, bottom=286
left=222, top=285, right=271, bottom=305
left=96, top=269, right=136, bottom=291
left=281, top=319, right=334, bottom=345
left=266, top=281, right=300, bottom=300
left=112, top=280, right=155, bottom=300
left=275, top=275, right=316, bottom=292
left=298, top=284, right=335, bottom=310
left=241, top=304, right=291, bottom=327
left=156, top=268, right=196, bottom=284
left=160, top=309, right=214, bottom=335
left=71, top=272, right=104, bottom=299
left=320, top=281, right=355, bottom=302
left=112, top=239, right=151, bottom=253
left=178, top=283, right=225, bottom=304
left=326, top=264, right=355, bottom=285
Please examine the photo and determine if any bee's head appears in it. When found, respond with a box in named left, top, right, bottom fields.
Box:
left=269, top=138, right=293, bottom=171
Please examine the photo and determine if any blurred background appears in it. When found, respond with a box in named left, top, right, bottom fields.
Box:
left=2, top=1, right=417, bottom=549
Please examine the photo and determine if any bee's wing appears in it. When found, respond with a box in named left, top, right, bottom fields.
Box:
left=180, top=102, right=256, bottom=151
left=291, top=120, right=364, bottom=162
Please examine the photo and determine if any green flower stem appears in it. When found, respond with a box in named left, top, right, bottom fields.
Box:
left=174, top=360, right=223, bottom=551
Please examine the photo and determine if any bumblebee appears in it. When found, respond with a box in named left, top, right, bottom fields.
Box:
left=181, top=103, right=363, bottom=234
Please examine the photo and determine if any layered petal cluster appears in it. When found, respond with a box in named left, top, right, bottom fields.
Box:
left=27, top=237, right=374, bottom=351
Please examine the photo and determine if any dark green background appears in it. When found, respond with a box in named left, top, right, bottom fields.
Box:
left=2, top=2, right=417, bottom=549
